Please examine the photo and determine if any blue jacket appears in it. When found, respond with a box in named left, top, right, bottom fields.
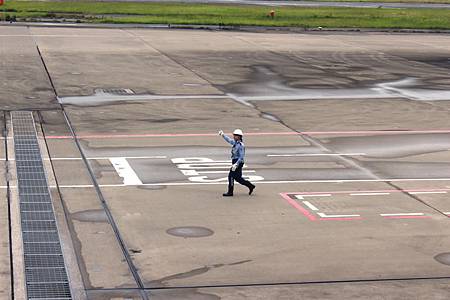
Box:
left=222, top=135, right=245, bottom=165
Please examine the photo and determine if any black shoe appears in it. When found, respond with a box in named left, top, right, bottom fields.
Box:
left=223, top=193, right=233, bottom=197
left=249, top=185, right=255, bottom=195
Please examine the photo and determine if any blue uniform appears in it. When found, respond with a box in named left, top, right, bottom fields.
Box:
left=222, top=134, right=254, bottom=196
left=222, top=134, right=245, bottom=165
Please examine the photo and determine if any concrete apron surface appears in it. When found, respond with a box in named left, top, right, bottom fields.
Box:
left=1, top=26, right=450, bottom=299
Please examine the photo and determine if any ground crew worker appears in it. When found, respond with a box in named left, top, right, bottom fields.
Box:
left=219, top=129, right=255, bottom=197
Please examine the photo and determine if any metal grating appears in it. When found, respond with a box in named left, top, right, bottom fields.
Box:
left=12, top=111, right=72, bottom=300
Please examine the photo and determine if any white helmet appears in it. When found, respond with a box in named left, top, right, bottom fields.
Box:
left=233, top=129, right=243, bottom=136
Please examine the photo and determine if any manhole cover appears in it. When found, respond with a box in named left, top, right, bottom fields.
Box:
left=166, top=226, right=214, bottom=238
left=434, top=252, right=450, bottom=265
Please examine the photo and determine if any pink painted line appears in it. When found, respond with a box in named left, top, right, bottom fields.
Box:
left=382, top=215, right=432, bottom=219
left=285, top=188, right=450, bottom=196
left=280, top=193, right=316, bottom=221
left=44, top=129, right=450, bottom=140
left=300, top=129, right=450, bottom=135
left=319, top=217, right=363, bottom=221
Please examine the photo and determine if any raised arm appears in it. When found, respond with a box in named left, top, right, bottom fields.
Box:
left=219, top=130, right=235, bottom=145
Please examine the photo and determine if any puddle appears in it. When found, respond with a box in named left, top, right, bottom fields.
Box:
left=225, top=65, right=450, bottom=101
left=260, top=112, right=280, bottom=122
left=71, top=209, right=108, bottom=223
left=434, top=253, right=450, bottom=265
left=166, top=226, right=214, bottom=238
left=137, top=185, right=166, bottom=190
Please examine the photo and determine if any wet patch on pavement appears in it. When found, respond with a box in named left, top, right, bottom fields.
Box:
left=71, top=209, right=109, bottom=223
left=149, top=289, right=221, bottom=300
left=434, top=253, right=450, bottom=266
left=166, top=226, right=214, bottom=238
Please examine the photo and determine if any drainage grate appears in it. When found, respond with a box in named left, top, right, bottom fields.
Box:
left=12, top=111, right=72, bottom=300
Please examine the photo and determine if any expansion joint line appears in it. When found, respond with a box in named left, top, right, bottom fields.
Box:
left=123, top=29, right=220, bottom=92
left=33, top=42, right=149, bottom=300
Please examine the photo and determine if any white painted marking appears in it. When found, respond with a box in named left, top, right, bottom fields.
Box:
left=295, top=195, right=304, bottom=200
left=196, top=170, right=255, bottom=174
left=181, top=169, right=255, bottom=176
left=302, top=194, right=331, bottom=197
left=56, top=185, right=94, bottom=188
left=444, top=212, right=450, bottom=215
left=176, top=163, right=232, bottom=169
left=109, top=158, right=143, bottom=185
left=50, top=156, right=167, bottom=160
left=317, top=212, right=360, bottom=218
left=60, top=94, right=229, bottom=105
left=56, top=178, right=450, bottom=188
left=350, top=192, right=391, bottom=196
left=303, top=201, right=319, bottom=211
left=409, top=191, right=448, bottom=195
left=188, top=175, right=264, bottom=183
left=267, top=153, right=366, bottom=157
left=380, top=213, right=424, bottom=216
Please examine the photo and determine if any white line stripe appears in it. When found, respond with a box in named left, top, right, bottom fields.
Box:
left=380, top=213, right=425, bottom=216
left=50, top=156, right=167, bottom=160
left=56, top=185, right=94, bottom=188
left=197, top=170, right=255, bottom=174
left=55, top=178, right=450, bottom=188
left=302, top=201, right=319, bottom=211
left=317, top=213, right=360, bottom=218
left=443, top=212, right=450, bottom=215
left=302, top=194, right=331, bottom=197
left=409, top=191, right=448, bottom=195
left=267, top=153, right=366, bottom=157
left=109, top=158, right=143, bottom=186
left=350, top=192, right=391, bottom=196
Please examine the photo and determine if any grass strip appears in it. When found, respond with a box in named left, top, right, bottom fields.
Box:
left=1, top=1, right=449, bottom=29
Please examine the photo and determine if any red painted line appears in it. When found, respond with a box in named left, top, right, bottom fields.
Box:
left=319, top=217, right=363, bottom=221
left=285, top=188, right=450, bottom=196
left=280, top=193, right=316, bottom=221
left=45, top=132, right=298, bottom=139
left=45, top=129, right=450, bottom=140
left=300, top=129, right=450, bottom=135
left=382, top=216, right=432, bottom=219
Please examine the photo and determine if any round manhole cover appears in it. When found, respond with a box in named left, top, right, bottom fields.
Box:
left=166, top=226, right=214, bottom=238
left=434, top=253, right=450, bottom=265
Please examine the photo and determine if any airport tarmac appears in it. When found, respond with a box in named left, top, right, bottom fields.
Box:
left=1, top=26, right=450, bottom=299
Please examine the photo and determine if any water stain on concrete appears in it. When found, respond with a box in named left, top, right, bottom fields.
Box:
left=260, top=112, right=280, bottom=122
left=71, top=209, right=109, bottom=223
left=137, top=185, right=166, bottom=191
left=148, top=259, right=252, bottom=287
left=434, top=253, right=450, bottom=265
left=166, top=226, right=214, bottom=238
left=150, top=289, right=221, bottom=300
left=325, top=133, right=450, bottom=158
left=86, top=289, right=142, bottom=300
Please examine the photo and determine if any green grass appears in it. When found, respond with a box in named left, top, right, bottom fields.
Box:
left=1, top=1, right=449, bottom=29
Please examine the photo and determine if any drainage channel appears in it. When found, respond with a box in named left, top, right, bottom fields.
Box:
left=11, top=111, right=72, bottom=300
